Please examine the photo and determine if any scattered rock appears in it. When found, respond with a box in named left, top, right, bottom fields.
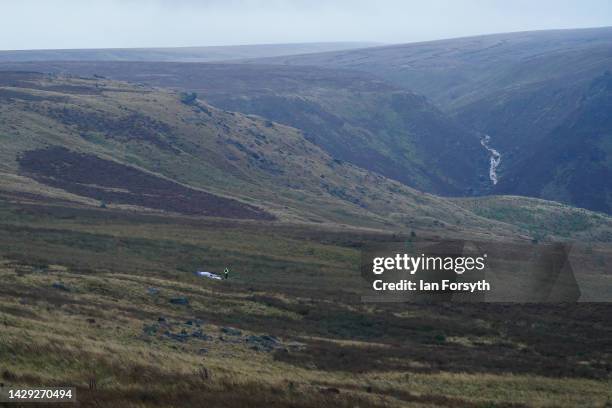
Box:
left=198, top=348, right=208, bottom=355
left=219, top=336, right=241, bottom=344
left=164, top=329, right=190, bottom=342
left=169, top=297, right=189, bottom=305
left=86, top=318, right=96, bottom=324
left=191, top=329, right=212, bottom=341
left=221, top=327, right=241, bottom=336
left=320, top=387, right=340, bottom=395
left=143, top=324, right=158, bottom=336
left=246, top=335, right=282, bottom=352
left=180, top=92, right=198, bottom=105
left=249, top=344, right=265, bottom=352
left=52, top=282, right=70, bottom=292
left=286, top=341, right=307, bottom=351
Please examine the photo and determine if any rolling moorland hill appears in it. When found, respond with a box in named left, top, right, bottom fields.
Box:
left=1, top=71, right=610, bottom=242
left=241, top=27, right=612, bottom=214
left=1, top=72, right=612, bottom=408
left=245, top=27, right=612, bottom=109
left=0, top=71, right=490, bottom=234
left=0, top=61, right=489, bottom=195
left=0, top=42, right=378, bottom=63
left=4, top=28, right=611, bottom=214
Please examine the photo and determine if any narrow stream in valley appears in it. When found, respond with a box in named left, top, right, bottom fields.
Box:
left=480, top=134, right=501, bottom=185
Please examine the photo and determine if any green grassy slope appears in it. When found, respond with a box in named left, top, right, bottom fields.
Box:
left=189, top=64, right=489, bottom=196
left=0, top=71, right=505, bottom=236
left=0, top=62, right=489, bottom=196
left=1, top=72, right=610, bottom=242
left=0, top=199, right=610, bottom=407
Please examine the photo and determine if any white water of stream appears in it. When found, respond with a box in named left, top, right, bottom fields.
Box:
left=480, top=134, right=501, bottom=185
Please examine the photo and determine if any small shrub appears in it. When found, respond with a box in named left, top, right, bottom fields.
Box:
left=434, top=333, right=446, bottom=343
left=180, top=92, right=198, bottom=105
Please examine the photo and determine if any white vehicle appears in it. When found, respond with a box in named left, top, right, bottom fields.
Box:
left=195, top=271, right=223, bottom=280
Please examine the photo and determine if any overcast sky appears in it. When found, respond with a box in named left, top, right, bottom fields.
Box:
left=2, top=0, right=612, bottom=50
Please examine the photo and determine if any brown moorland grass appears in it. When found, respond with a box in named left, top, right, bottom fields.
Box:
left=0, top=199, right=610, bottom=407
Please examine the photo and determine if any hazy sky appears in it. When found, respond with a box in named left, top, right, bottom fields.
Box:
left=2, top=0, right=612, bottom=50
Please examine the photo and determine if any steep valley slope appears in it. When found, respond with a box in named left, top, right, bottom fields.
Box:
left=0, top=62, right=489, bottom=196
left=0, top=71, right=491, bottom=235
left=4, top=28, right=611, bottom=214
left=1, top=71, right=610, bottom=242
left=241, top=27, right=612, bottom=214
